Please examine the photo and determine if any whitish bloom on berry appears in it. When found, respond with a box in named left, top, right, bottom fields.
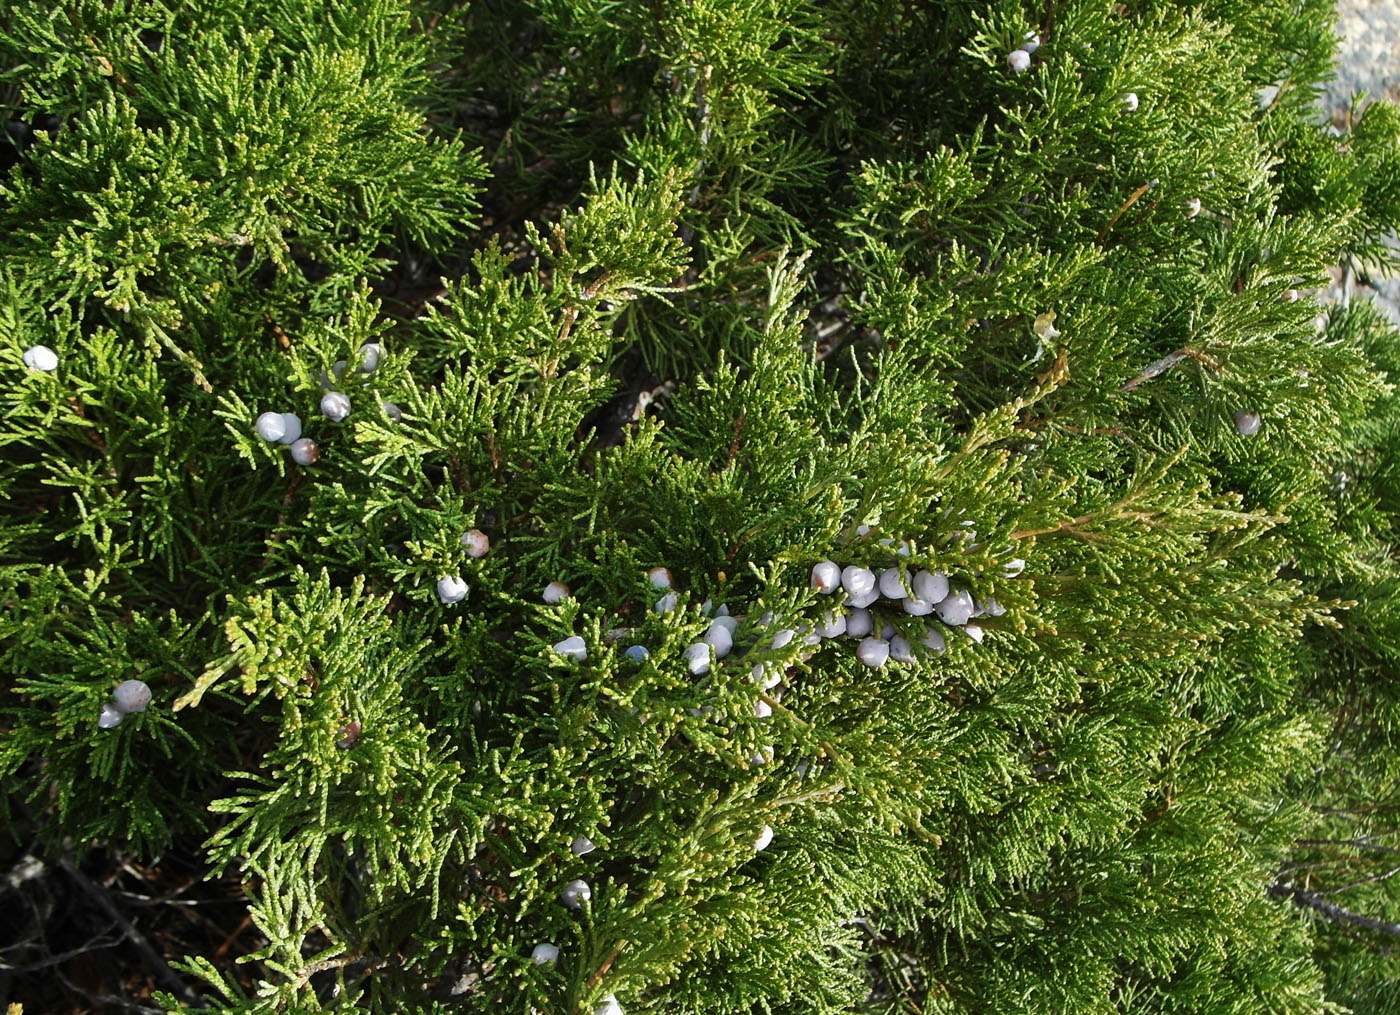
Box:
left=531, top=943, right=559, bottom=965
left=561, top=879, right=591, bottom=909
left=461, top=529, right=490, bottom=558
left=112, top=680, right=151, bottom=714
left=320, top=391, right=351, bottom=422
left=1234, top=410, right=1261, bottom=436
left=22, top=345, right=58, bottom=371
left=935, top=589, right=976, bottom=626
left=685, top=642, right=711, bottom=675
left=552, top=636, right=587, bottom=661
left=845, top=607, right=873, bottom=638
left=810, top=561, right=841, bottom=593
left=856, top=638, right=890, bottom=667
left=436, top=576, right=468, bottom=604
left=289, top=438, right=319, bottom=465
left=878, top=568, right=909, bottom=599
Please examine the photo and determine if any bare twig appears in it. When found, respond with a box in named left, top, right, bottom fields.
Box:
left=59, top=858, right=205, bottom=1007
left=1270, top=880, right=1400, bottom=938
left=1120, top=347, right=1222, bottom=392
left=0, top=920, right=124, bottom=971
left=1096, top=179, right=1158, bottom=244
left=1315, top=865, right=1400, bottom=895
left=1295, top=837, right=1400, bottom=857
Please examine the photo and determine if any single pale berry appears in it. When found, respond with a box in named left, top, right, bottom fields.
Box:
left=98, top=703, right=124, bottom=729
left=1001, top=558, right=1027, bottom=578
left=848, top=587, right=879, bottom=610
left=255, top=411, right=288, bottom=442
left=810, top=561, right=841, bottom=593
left=753, top=824, right=774, bottom=851
left=920, top=627, right=947, bottom=654
left=878, top=568, right=908, bottom=600
left=816, top=610, right=847, bottom=639
left=1234, top=410, right=1261, bottom=436
left=647, top=566, right=673, bottom=588
left=542, top=581, right=571, bottom=604
left=289, top=438, right=319, bottom=465
left=561, top=879, right=591, bottom=909
left=112, top=679, right=151, bottom=714
left=772, top=629, right=796, bottom=650
left=935, top=589, right=975, bottom=626
left=856, top=638, right=890, bottom=668
left=750, top=744, right=774, bottom=765
left=595, top=995, right=624, bottom=1015
left=381, top=401, right=402, bottom=422
left=320, top=391, right=351, bottom=422
left=703, top=623, right=733, bottom=658
left=751, top=663, right=782, bottom=690
left=436, top=576, right=468, bottom=604
left=1184, top=197, right=1202, bottom=218
left=624, top=644, right=649, bottom=662
left=531, top=943, right=560, bottom=965
left=903, top=597, right=935, bottom=617
left=685, top=642, right=711, bottom=675
left=965, top=624, right=986, bottom=643
left=1280, top=289, right=1300, bottom=303
left=319, top=361, right=348, bottom=389
left=841, top=565, right=876, bottom=598
left=277, top=413, right=302, bottom=444
left=754, top=699, right=772, bottom=719
left=1121, top=92, right=1139, bottom=112
left=1008, top=48, right=1031, bottom=73
left=553, top=635, right=587, bottom=661
left=890, top=635, right=915, bottom=663
left=22, top=345, right=58, bottom=371
left=570, top=836, right=596, bottom=855
left=845, top=607, right=873, bottom=638
left=912, top=570, right=949, bottom=604
left=709, top=615, right=739, bottom=636
left=461, top=529, right=490, bottom=558
left=357, top=343, right=381, bottom=373
left=976, top=597, right=1007, bottom=617
left=654, top=591, right=678, bottom=614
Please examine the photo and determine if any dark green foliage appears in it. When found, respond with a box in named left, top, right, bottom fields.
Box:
left=3, top=1, right=1400, bottom=1013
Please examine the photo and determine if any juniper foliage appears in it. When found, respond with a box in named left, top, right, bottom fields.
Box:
left=2, top=1, right=1400, bottom=1013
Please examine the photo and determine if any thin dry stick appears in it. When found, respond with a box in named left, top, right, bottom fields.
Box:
left=1120, top=347, right=1222, bottom=392
left=1270, top=880, right=1400, bottom=939
left=583, top=939, right=628, bottom=994
left=1096, top=179, right=1158, bottom=244
left=59, top=859, right=204, bottom=1007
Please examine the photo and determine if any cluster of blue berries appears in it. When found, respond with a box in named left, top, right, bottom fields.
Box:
left=252, top=344, right=398, bottom=467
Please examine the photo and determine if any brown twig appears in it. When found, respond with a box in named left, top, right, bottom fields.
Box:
left=583, top=940, right=627, bottom=994
left=1096, top=179, right=1158, bottom=244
